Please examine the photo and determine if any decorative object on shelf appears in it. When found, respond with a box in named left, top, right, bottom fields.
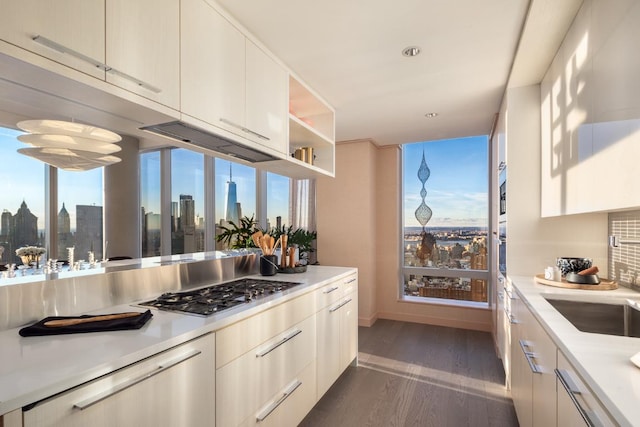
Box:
left=16, top=120, right=122, bottom=171
left=15, top=246, right=46, bottom=268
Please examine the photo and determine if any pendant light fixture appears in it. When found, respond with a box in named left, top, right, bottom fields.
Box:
left=16, top=120, right=122, bottom=171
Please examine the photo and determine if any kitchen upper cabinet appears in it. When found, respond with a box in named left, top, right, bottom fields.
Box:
left=22, top=333, right=215, bottom=427
left=0, top=0, right=179, bottom=110
left=541, top=0, right=640, bottom=216
left=181, top=0, right=287, bottom=154
left=0, top=0, right=105, bottom=79
left=106, top=0, right=180, bottom=109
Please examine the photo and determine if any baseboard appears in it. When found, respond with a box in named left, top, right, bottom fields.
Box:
left=358, top=312, right=378, bottom=327
left=376, top=311, right=492, bottom=332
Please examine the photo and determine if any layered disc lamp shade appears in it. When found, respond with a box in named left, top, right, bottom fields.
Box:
left=16, top=120, right=122, bottom=171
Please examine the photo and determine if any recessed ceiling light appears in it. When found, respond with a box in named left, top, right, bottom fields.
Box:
left=425, top=112, right=438, bottom=118
left=402, top=46, right=421, bottom=57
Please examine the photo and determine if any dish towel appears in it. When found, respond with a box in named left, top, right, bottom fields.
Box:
left=19, top=310, right=153, bottom=337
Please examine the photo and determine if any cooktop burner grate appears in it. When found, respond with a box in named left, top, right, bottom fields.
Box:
left=139, top=278, right=303, bottom=316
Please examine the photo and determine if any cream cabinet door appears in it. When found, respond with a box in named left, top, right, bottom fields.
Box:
left=23, top=333, right=216, bottom=427
left=0, top=0, right=105, bottom=79
left=316, top=297, right=342, bottom=397
left=510, top=295, right=533, bottom=427
left=245, top=40, right=288, bottom=153
left=106, top=0, right=180, bottom=109
left=339, top=289, right=358, bottom=370
left=531, top=316, right=557, bottom=427
left=181, top=0, right=245, bottom=132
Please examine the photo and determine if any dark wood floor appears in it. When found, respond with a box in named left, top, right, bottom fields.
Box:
left=300, top=319, right=519, bottom=427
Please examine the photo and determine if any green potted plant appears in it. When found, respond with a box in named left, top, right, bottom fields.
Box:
left=216, top=215, right=259, bottom=249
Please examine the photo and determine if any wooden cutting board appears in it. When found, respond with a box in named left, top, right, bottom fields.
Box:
left=534, top=274, right=618, bottom=290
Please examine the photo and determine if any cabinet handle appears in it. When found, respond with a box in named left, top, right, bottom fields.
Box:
left=555, top=369, right=604, bottom=427
left=256, top=379, right=302, bottom=422
left=256, top=329, right=302, bottom=358
left=32, top=35, right=161, bottom=93
left=106, top=67, right=162, bottom=93
left=345, top=278, right=357, bottom=284
left=219, top=118, right=270, bottom=141
left=73, top=349, right=201, bottom=410
left=498, top=291, right=504, bottom=301
left=519, top=340, right=541, bottom=374
left=323, top=286, right=339, bottom=294
left=329, top=298, right=352, bottom=313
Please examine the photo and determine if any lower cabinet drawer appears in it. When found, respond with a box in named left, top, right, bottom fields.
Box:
left=23, top=333, right=216, bottom=427
left=216, top=314, right=316, bottom=427
left=239, top=360, right=317, bottom=427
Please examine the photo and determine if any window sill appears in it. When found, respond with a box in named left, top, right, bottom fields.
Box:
left=399, top=295, right=490, bottom=310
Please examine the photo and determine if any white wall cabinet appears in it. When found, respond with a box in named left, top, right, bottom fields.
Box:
left=181, top=0, right=287, bottom=155
left=510, top=290, right=557, bottom=427
left=106, top=0, right=180, bottom=109
left=0, top=0, right=106, bottom=79
left=0, top=0, right=180, bottom=110
left=22, top=333, right=215, bottom=427
left=541, top=0, right=640, bottom=215
left=316, top=274, right=358, bottom=397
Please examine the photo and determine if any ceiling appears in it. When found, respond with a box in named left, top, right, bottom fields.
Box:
left=215, top=0, right=583, bottom=146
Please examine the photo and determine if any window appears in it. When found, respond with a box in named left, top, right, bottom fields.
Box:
left=0, top=127, right=46, bottom=265
left=171, top=149, right=204, bottom=255
left=266, top=172, right=290, bottom=230
left=140, top=151, right=161, bottom=257
left=402, top=136, right=489, bottom=303
left=215, top=158, right=256, bottom=249
left=58, top=168, right=103, bottom=261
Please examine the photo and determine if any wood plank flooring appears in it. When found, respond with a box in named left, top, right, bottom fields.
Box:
left=300, top=319, right=518, bottom=427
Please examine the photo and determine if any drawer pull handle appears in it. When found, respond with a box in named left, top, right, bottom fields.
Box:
left=329, top=298, right=352, bottom=313
left=73, top=349, right=201, bottom=410
left=256, top=379, right=302, bottom=422
left=220, top=118, right=270, bottom=141
left=519, top=340, right=541, bottom=374
left=323, top=286, right=339, bottom=294
left=32, top=35, right=161, bottom=93
left=256, top=329, right=302, bottom=358
left=345, top=278, right=357, bottom=284
left=555, top=369, right=603, bottom=427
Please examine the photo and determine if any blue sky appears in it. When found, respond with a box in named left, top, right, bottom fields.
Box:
left=403, top=135, right=488, bottom=228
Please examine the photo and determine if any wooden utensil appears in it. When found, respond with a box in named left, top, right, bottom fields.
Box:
left=44, top=312, right=142, bottom=327
left=280, top=235, right=288, bottom=268
left=251, top=231, right=263, bottom=249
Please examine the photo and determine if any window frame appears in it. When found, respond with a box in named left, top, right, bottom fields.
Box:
left=398, top=136, right=494, bottom=307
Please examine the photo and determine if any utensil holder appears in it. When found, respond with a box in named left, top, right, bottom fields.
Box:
left=260, top=255, right=278, bottom=276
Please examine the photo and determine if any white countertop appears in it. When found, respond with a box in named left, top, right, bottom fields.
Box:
left=510, top=275, right=640, bottom=427
left=0, top=265, right=356, bottom=415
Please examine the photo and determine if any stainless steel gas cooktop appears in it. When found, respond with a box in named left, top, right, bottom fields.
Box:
left=139, top=278, right=303, bottom=316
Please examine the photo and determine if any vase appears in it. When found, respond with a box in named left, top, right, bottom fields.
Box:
left=20, top=254, right=41, bottom=268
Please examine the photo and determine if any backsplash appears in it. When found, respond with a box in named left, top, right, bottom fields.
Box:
left=609, top=210, right=640, bottom=291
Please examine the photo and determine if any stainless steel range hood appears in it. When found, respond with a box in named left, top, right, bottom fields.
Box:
left=140, top=120, right=278, bottom=163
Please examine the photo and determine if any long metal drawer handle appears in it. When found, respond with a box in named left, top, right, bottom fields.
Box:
left=323, top=286, right=339, bottom=294
left=256, top=329, right=302, bottom=358
left=345, top=278, right=357, bottom=284
left=242, top=126, right=270, bottom=141
left=73, top=349, right=202, bottom=410
left=555, top=369, right=603, bottom=427
left=329, top=298, right=352, bottom=313
left=256, top=379, right=302, bottom=422
left=33, top=35, right=161, bottom=93
left=519, top=340, right=541, bottom=374
left=219, top=118, right=270, bottom=141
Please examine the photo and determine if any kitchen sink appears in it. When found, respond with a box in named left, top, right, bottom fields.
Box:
left=544, top=297, right=640, bottom=338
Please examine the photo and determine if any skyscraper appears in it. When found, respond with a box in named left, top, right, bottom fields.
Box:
left=180, top=194, right=196, bottom=253
left=57, top=203, right=73, bottom=259
left=225, top=163, right=239, bottom=223
left=75, top=205, right=103, bottom=260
